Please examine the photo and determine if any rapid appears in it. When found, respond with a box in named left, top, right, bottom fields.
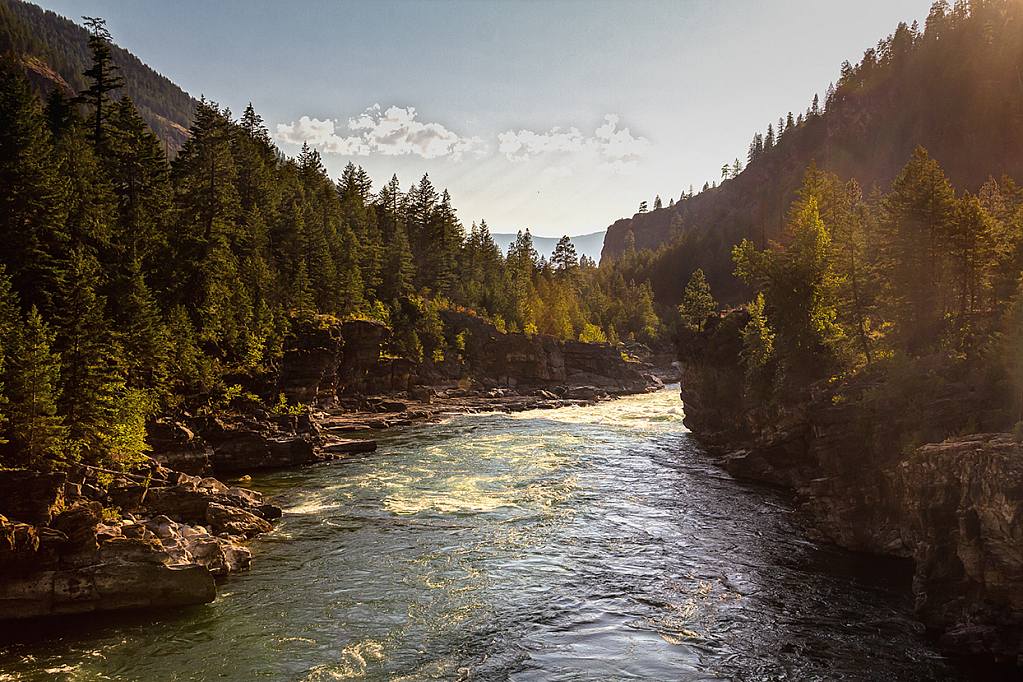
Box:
left=0, top=386, right=977, bottom=681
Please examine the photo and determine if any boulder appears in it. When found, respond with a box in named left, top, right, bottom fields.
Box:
left=50, top=502, right=102, bottom=552
left=0, top=470, right=66, bottom=526
left=0, top=561, right=216, bottom=619
left=147, top=420, right=214, bottom=476
left=182, top=534, right=251, bottom=575
left=320, top=438, right=378, bottom=456
left=205, top=502, right=272, bottom=538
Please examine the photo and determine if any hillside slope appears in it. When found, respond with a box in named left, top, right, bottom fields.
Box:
left=604, top=0, right=1023, bottom=306
left=0, top=0, right=195, bottom=150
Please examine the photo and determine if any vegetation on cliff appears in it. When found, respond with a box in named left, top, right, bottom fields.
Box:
left=683, top=150, right=1023, bottom=448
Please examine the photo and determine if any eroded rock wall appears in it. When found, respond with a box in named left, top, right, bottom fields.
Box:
left=677, top=314, right=1023, bottom=664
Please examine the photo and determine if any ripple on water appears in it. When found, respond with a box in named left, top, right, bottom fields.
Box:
left=0, top=386, right=982, bottom=681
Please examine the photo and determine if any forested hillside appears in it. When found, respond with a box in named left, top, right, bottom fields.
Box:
left=604, top=0, right=1023, bottom=307
left=0, top=0, right=194, bottom=150
left=0, top=27, right=665, bottom=473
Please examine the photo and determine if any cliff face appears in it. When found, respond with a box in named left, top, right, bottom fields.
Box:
left=677, top=318, right=1023, bottom=664
left=275, top=312, right=655, bottom=404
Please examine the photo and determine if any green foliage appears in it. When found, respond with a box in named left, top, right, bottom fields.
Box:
left=734, top=198, right=841, bottom=392
left=679, top=268, right=716, bottom=331
left=269, top=392, right=304, bottom=416
left=740, top=294, right=775, bottom=404
left=0, top=0, right=196, bottom=150
left=579, top=323, right=608, bottom=343
left=2, top=306, right=66, bottom=468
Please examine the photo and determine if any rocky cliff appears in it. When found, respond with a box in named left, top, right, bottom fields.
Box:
left=278, top=312, right=656, bottom=402
left=677, top=315, right=1023, bottom=665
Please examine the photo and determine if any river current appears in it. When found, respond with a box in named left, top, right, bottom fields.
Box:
left=0, top=386, right=980, bottom=680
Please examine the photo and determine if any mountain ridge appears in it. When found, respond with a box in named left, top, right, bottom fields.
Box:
left=602, top=0, right=1023, bottom=306
left=0, top=0, right=195, bottom=150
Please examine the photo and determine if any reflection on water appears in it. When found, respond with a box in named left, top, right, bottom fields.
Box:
left=0, top=387, right=985, bottom=681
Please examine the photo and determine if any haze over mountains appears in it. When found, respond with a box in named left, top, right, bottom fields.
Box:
left=492, top=231, right=606, bottom=264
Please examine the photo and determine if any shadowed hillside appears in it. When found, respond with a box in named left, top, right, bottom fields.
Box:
left=604, top=0, right=1023, bottom=306
left=0, top=0, right=195, bottom=150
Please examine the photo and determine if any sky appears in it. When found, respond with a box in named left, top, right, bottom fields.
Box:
left=32, top=0, right=937, bottom=238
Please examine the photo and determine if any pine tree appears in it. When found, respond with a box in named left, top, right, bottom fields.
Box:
left=170, top=99, right=244, bottom=350
left=105, top=96, right=171, bottom=266
left=52, top=248, right=122, bottom=464
left=679, top=268, right=716, bottom=331
left=74, top=17, right=125, bottom=149
left=0, top=54, right=66, bottom=314
left=0, top=265, right=18, bottom=444
left=552, top=235, right=579, bottom=281
left=877, top=146, right=957, bottom=353
left=3, top=306, right=65, bottom=468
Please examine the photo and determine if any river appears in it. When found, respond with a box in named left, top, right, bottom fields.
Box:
left=0, top=386, right=982, bottom=680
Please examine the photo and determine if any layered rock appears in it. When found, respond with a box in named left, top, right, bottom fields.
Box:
left=435, top=310, right=653, bottom=394
left=277, top=314, right=344, bottom=405
left=0, top=464, right=280, bottom=620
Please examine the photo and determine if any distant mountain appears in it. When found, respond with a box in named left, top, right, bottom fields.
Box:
left=0, top=0, right=195, bottom=150
left=602, top=0, right=1023, bottom=306
left=492, top=231, right=606, bottom=264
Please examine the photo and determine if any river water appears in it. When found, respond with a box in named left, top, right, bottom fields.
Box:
left=0, top=386, right=981, bottom=681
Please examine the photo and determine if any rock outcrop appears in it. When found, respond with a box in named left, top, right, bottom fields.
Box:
left=435, top=311, right=653, bottom=394
left=677, top=313, right=1023, bottom=665
left=0, top=463, right=280, bottom=620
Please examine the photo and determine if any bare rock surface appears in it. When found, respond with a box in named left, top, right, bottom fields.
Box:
left=0, top=461, right=279, bottom=620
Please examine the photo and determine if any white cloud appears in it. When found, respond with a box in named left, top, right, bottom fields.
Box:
left=498, top=114, right=650, bottom=163
left=275, top=116, right=343, bottom=147
left=498, top=127, right=589, bottom=160
left=275, top=105, right=481, bottom=160
left=594, top=114, right=651, bottom=159
left=542, top=165, right=574, bottom=177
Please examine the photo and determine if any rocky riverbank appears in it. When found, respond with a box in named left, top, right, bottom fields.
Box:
left=677, top=314, right=1023, bottom=666
left=0, top=463, right=281, bottom=619
left=148, top=313, right=670, bottom=477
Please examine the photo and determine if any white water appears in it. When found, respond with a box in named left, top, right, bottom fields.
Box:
left=0, top=387, right=976, bottom=681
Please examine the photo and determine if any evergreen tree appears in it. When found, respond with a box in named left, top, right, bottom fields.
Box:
left=552, top=235, right=579, bottom=280
left=0, top=265, right=19, bottom=443
left=105, top=96, right=171, bottom=266
left=3, top=306, right=65, bottom=468
left=0, top=54, right=65, bottom=314
left=170, top=99, right=245, bottom=351
left=74, top=17, right=124, bottom=149
left=679, top=268, right=716, bottom=331
left=877, top=146, right=957, bottom=352
left=52, top=248, right=121, bottom=463
left=734, top=198, right=841, bottom=387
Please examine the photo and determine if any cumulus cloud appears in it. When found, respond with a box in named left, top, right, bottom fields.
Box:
left=498, top=114, right=650, bottom=169
left=594, top=114, right=651, bottom=159
left=275, top=105, right=481, bottom=160
left=498, top=127, right=589, bottom=160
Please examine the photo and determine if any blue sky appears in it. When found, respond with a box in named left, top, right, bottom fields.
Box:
left=33, top=0, right=936, bottom=237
